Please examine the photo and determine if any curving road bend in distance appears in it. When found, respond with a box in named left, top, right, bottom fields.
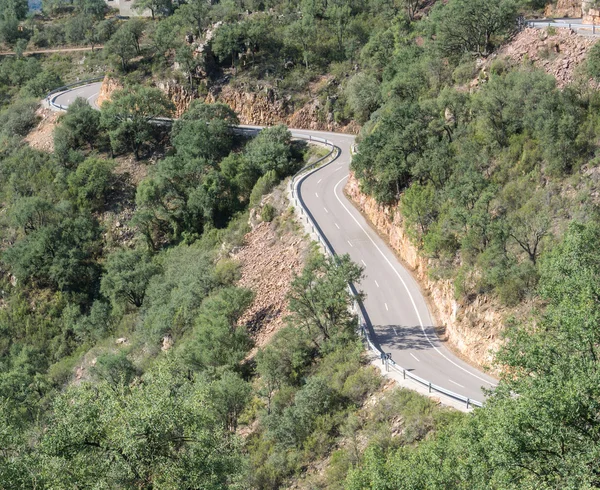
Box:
left=53, top=83, right=498, bottom=403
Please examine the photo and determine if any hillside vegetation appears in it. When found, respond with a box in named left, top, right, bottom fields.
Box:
left=2, top=0, right=600, bottom=488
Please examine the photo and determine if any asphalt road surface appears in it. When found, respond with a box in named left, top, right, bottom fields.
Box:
left=54, top=83, right=498, bottom=403
left=51, top=81, right=103, bottom=110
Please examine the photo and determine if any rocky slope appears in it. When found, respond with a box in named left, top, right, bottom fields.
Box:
left=345, top=173, right=502, bottom=371
left=234, top=190, right=311, bottom=350
left=491, top=27, right=597, bottom=88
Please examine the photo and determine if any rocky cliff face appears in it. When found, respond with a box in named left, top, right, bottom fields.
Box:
left=546, top=0, right=583, bottom=18
left=96, top=75, right=360, bottom=133
left=96, top=76, right=123, bottom=107
left=345, top=173, right=502, bottom=371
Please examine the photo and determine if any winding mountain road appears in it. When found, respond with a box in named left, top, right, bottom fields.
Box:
left=51, top=82, right=498, bottom=403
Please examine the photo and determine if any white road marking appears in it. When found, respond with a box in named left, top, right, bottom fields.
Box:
left=333, top=166, right=342, bottom=172
left=333, top=176, right=497, bottom=387
left=86, top=93, right=98, bottom=102
left=385, top=303, right=389, bottom=311
left=347, top=240, right=353, bottom=247
left=361, top=259, right=366, bottom=266
left=410, top=353, right=420, bottom=362
left=448, top=379, right=465, bottom=388
left=324, top=207, right=329, bottom=214
left=375, top=280, right=380, bottom=288
left=335, top=223, right=340, bottom=229
left=317, top=179, right=322, bottom=184
left=315, top=192, right=319, bottom=198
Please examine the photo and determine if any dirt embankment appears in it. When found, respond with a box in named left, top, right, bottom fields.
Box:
left=345, top=173, right=502, bottom=371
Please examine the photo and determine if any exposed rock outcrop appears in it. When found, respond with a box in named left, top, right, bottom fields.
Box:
left=96, top=76, right=123, bottom=107
left=96, top=75, right=359, bottom=133
left=493, top=27, right=597, bottom=87
left=546, top=0, right=582, bottom=18
left=345, top=173, right=502, bottom=371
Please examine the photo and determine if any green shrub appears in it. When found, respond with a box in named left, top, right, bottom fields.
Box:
left=260, top=203, right=277, bottom=222
left=249, top=169, right=278, bottom=207
left=341, top=366, right=382, bottom=404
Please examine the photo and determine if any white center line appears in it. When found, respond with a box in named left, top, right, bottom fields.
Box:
left=410, top=353, right=420, bottom=362
left=374, top=280, right=380, bottom=288
left=333, top=167, right=342, bottom=172
left=317, top=178, right=322, bottom=184
left=347, top=240, right=353, bottom=247
left=333, top=176, right=497, bottom=387
left=315, top=192, right=319, bottom=198
left=385, top=303, right=389, bottom=311
left=448, top=379, right=465, bottom=388
left=335, top=223, right=340, bottom=229
left=361, top=259, right=366, bottom=267
left=324, top=207, right=329, bottom=214
left=86, top=93, right=98, bottom=102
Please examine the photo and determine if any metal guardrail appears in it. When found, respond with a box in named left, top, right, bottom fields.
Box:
left=288, top=138, right=483, bottom=409
left=47, top=76, right=105, bottom=111
left=49, top=81, right=483, bottom=408
left=523, top=19, right=600, bottom=37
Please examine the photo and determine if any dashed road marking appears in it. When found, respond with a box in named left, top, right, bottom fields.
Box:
left=315, top=192, right=319, bottom=198
left=333, top=176, right=497, bottom=387
left=448, top=379, right=464, bottom=388
left=361, top=259, right=366, bottom=267
left=324, top=207, right=328, bottom=214
left=347, top=240, right=353, bottom=247
left=335, top=223, right=340, bottom=229
left=410, top=353, right=420, bottom=362
left=317, top=179, right=322, bottom=184
left=385, top=303, right=389, bottom=311
left=375, top=280, right=380, bottom=288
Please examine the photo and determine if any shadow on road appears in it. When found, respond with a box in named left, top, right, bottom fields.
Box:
left=373, top=324, right=441, bottom=351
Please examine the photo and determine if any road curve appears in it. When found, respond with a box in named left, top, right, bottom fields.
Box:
left=53, top=83, right=498, bottom=402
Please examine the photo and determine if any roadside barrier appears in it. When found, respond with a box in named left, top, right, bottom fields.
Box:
left=288, top=136, right=483, bottom=409
left=48, top=83, right=484, bottom=409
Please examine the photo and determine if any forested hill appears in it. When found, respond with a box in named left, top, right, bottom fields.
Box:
left=2, top=0, right=600, bottom=488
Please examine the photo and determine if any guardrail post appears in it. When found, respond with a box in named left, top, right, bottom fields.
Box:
left=466, top=398, right=470, bottom=409
left=403, top=368, right=406, bottom=379
left=428, top=382, right=432, bottom=393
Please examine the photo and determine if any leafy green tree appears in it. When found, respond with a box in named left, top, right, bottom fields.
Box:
left=104, top=25, right=138, bottom=72
left=67, top=157, right=115, bottom=211
left=100, top=248, right=161, bottom=309
left=352, top=101, right=429, bottom=203
left=400, top=182, right=438, bottom=242
left=141, top=244, right=219, bottom=339
left=345, top=73, right=381, bottom=124
left=211, top=22, right=244, bottom=69
left=74, top=0, right=106, bottom=19
left=183, top=287, right=254, bottom=370
left=133, top=0, right=172, bottom=19
left=171, top=101, right=238, bottom=164
left=40, top=359, right=244, bottom=488
left=588, top=42, right=600, bottom=82
left=245, top=125, right=294, bottom=178
left=288, top=254, right=363, bottom=350
left=2, top=213, right=101, bottom=292
left=433, top=0, right=518, bottom=57
left=208, top=371, right=252, bottom=432
left=100, top=85, right=174, bottom=160
left=54, top=97, right=101, bottom=155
